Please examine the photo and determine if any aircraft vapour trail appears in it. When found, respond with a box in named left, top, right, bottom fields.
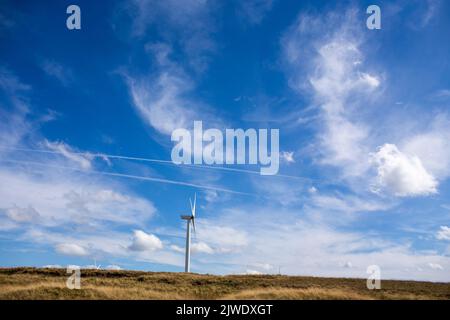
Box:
left=0, top=145, right=313, bottom=181
left=0, top=159, right=254, bottom=196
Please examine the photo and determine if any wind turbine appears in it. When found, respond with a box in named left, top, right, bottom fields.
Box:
left=181, top=194, right=196, bottom=272
left=93, top=258, right=101, bottom=270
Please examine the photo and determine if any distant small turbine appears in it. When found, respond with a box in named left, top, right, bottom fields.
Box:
left=181, top=194, right=197, bottom=272
left=94, top=258, right=101, bottom=270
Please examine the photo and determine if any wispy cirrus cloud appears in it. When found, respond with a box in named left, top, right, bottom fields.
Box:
left=436, top=226, right=450, bottom=241
left=126, top=58, right=197, bottom=135
left=282, top=9, right=379, bottom=179
left=127, top=0, right=216, bottom=72
left=420, top=0, right=441, bottom=27
left=281, top=8, right=449, bottom=199
left=44, top=140, right=93, bottom=170
left=40, top=60, right=73, bottom=86
left=0, top=68, right=31, bottom=94
left=237, top=0, right=274, bottom=25
left=123, top=0, right=224, bottom=139
left=125, top=41, right=225, bottom=169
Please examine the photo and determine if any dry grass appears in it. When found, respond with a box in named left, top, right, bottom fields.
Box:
left=0, top=267, right=448, bottom=300
left=221, top=287, right=374, bottom=300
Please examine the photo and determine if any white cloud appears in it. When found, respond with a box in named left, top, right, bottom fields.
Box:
left=370, top=144, right=438, bottom=197
left=308, top=39, right=380, bottom=109
left=28, top=228, right=130, bottom=259
left=44, top=140, right=92, bottom=170
left=0, top=69, right=32, bottom=151
left=191, top=241, right=214, bottom=254
left=428, top=262, right=444, bottom=270
left=280, top=7, right=449, bottom=199
left=280, top=151, right=295, bottom=163
left=128, top=0, right=215, bottom=71
left=193, top=206, right=450, bottom=281
left=67, top=264, right=81, bottom=269
left=342, top=261, right=353, bottom=268
left=252, top=262, right=273, bottom=271
left=4, top=205, right=40, bottom=223
left=204, top=190, right=219, bottom=204
left=195, top=220, right=248, bottom=253
left=281, top=10, right=378, bottom=179
left=252, top=178, right=304, bottom=207
left=126, top=43, right=221, bottom=139
left=431, top=89, right=450, bottom=100
left=308, top=186, right=317, bottom=194
left=0, top=71, right=180, bottom=267
left=170, top=244, right=185, bottom=253
left=421, top=0, right=440, bottom=27
left=40, top=60, right=73, bottom=86
left=245, top=269, right=263, bottom=275
left=0, top=110, right=30, bottom=153
left=0, top=67, right=31, bottom=94
left=127, top=62, right=229, bottom=183
left=0, top=168, right=156, bottom=228
left=55, top=243, right=88, bottom=257
left=312, top=194, right=389, bottom=213
left=402, top=115, right=450, bottom=180
left=128, top=230, right=163, bottom=251
left=106, top=265, right=122, bottom=270
left=124, top=7, right=225, bottom=167
left=83, top=265, right=101, bottom=269
left=128, top=70, right=196, bottom=135
left=359, top=73, right=380, bottom=88
left=280, top=8, right=448, bottom=200
left=238, top=0, right=273, bottom=25
left=43, top=264, right=63, bottom=269
left=436, top=226, right=450, bottom=241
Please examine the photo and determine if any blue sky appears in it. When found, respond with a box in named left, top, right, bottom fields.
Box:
left=1, top=0, right=450, bottom=281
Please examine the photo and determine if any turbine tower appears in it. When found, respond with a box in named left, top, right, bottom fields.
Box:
left=181, top=194, right=196, bottom=272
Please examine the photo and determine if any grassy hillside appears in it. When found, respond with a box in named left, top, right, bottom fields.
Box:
left=0, top=267, right=449, bottom=300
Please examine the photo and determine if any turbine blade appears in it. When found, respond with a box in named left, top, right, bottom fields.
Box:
left=192, top=217, right=196, bottom=236
left=192, top=193, right=196, bottom=218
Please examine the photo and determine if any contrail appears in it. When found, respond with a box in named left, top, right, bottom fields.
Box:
left=0, top=145, right=313, bottom=181
left=0, top=159, right=253, bottom=196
